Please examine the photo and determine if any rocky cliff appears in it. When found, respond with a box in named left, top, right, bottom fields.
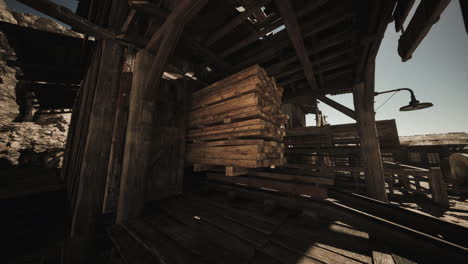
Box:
left=0, top=1, right=80, bottom=168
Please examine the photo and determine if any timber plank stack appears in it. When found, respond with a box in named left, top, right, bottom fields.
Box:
left=186, top=65, right=288, bottom=176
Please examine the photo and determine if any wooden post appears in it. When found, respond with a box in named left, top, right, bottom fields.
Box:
left=116, top=0, right=208, bottom=223
left=102, top=48, right=136, bottom=213
left=69, top=40, right=124, bottom=238
left=353, top=72, right=388, bottom=202
left=428, top=167, right=449, bottom=207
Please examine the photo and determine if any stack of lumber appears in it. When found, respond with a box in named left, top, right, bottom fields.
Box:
left=186, top=65, right=288, bottom=176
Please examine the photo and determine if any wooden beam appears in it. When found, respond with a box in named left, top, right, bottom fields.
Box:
left=234, top=6, right=354, bottom=71
left=353, top=1, right=395, bottom=203
left=354, top=81, right=388, bottom=202
left=398, top=0, right=451, bottom=61
left=220, top=18, right=284, bottom=58
left=146, top=0, right=206, bottom=52
left=131, top=1, right=233, bottom=73
left=69, top=40, right=124, bottom=237
left=274, top=0, right=319, bottom=90
left=393, top=0, right=416, bottom=32
left=219, top=0, right=329, bottom=60
left=276, top=58, right=352, bottom=80
left=428, top=167, right=449, bottom=207
left=460, top=0, right=468, bottom=34
left=16, top=0, right=116, bottom=39
left=117, top=0, right=208, bottom=223
left=120, top=9, right=137, bottom=34
left=102, top=49, right=136, bottom=214
left=317, top=96, right=356, bottom=120
left=268, top=46, right=353, bottom=76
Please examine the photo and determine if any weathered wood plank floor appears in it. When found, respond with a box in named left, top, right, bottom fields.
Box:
left=110, top=191, right=380, bottom=264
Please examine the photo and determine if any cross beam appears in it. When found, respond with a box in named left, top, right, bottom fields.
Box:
left=16, top=0, right=116, bottom=39
left=317, top=96, right=356, bottom=120
left=274, top=0, right=319, bottom=90
left=398, top=0, right=451, bottom=61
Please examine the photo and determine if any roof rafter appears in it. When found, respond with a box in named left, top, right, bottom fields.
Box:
left=274, top=0, right=319, bottom=90
left=398, top=0, right=451, bottom=61
left=233, top=6, right=355, bottom=71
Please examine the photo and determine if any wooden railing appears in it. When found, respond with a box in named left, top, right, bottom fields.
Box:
left=329, top=162, right=449, bottom=207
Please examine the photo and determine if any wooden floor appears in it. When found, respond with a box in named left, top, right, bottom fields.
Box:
left=109, top=190, right=396, bottom=264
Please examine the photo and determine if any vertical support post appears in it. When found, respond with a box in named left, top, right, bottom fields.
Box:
left=70, top=40, right=124, bottom=237
left=102, top=48, right=136, bottom=213
left=116, top=0, right=208, bottom=223
left=313, top=99, right=323, bottom=127
left=353, top=64, right=388, bottom=202
left=428, top=167, right=449, bottom=207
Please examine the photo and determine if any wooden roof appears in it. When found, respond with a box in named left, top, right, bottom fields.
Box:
left=400, top=133, right=468, bottom=146
left=76, top=0, right=397, bottom=103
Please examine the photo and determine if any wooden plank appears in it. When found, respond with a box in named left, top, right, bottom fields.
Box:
left=187, top=151, right=280, bottom=161
left=393, top=0, right=416, bottom=32
left=191, top=76, right=264, bottom=109
left=248, top=171, right=334, bottom=185
left=146, top=214, right=245, bottom=264
left=108, top=225, right=156, bottom=264
left=273, top=217, right=372, bottom=264
left=461, top=0, right=468, bottom=34
left=122, top=220, right=206, bottom=264
left=70, top=40, right=123, bottom=237
left=191, top=158, right=262, bottom=168
left=189, top=139, right=272, bottom=147
left=189, top=119, right=266, bottom=136
left=226, top=166, right=249, bottom=176
left=158, top=198, right=271, bottom=248
left=188, top=144, right=263, bottom=153
left=190, top=93, right=260, bottom=119
left=428, top=167, right=449, bottom=207
left=149, top=203, right=256, bottom=260
left=373, top=251, right=396, bottom=264
left=207, top=173, right=327, bottom=199
left=188, top=129, right=280, bottom=142
left=193, top=65, right=267, bottom=99
left=274, top=0, right=319, bottom=90
left=205, top=1, right=270, bottom=46
left=398, top=0, right=451, bottom=61
left=190, top=105, right=264, bottom=127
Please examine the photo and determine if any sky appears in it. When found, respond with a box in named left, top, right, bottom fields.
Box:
left=307, top=1, right=468, bottom=136
left=4, top=0, right=468, bottom=136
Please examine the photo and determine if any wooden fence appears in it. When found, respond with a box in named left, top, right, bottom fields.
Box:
left=284, top=120, right=449, bottom=206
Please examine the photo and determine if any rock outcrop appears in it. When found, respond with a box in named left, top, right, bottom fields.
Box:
left=0, top=114, right=70, bottom=168
left=0, top=0, right=80, bottom=168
